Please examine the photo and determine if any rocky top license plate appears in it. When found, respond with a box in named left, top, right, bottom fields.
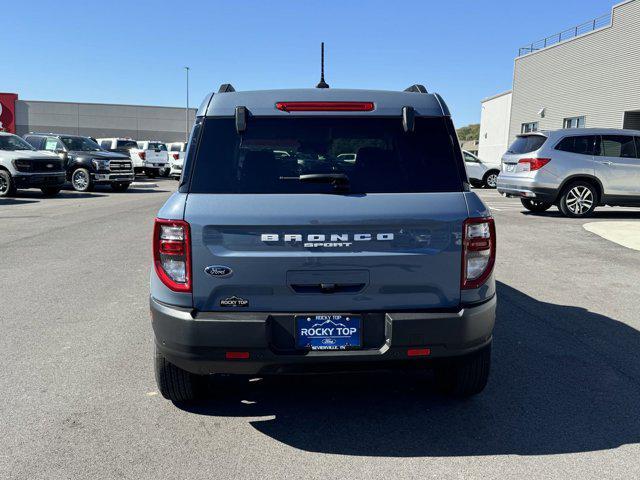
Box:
left=295, top=315, right=362, bottom=351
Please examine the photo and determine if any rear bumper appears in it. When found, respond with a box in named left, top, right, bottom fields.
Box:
left=144, top=163, right=168, bottom=170
left=151, top=295, right=496, bottom=375
left=14, top=172, right=66, bottom=189
left=496, top=175, right=558, bottom=202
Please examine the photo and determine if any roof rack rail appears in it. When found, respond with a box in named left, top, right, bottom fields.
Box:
left=404, top=84, right=428, bottom=94
left=218, top=83, right=236, bottom=93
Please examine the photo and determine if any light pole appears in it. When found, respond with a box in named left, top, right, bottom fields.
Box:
left=184, top=66, right=190, bottom=143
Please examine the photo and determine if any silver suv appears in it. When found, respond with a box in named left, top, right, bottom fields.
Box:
left=497, top=128, right=640, bottom=217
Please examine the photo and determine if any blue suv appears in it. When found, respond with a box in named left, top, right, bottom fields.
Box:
left=150, top=84, right=497, bottom=401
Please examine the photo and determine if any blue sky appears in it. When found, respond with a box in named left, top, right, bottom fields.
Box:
left=1, top=0, right=614, bottom=126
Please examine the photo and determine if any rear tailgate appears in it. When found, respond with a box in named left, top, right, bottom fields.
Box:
left=145, top=144, right=168, bottom=166
left=185, top=193, right=466, bottom=312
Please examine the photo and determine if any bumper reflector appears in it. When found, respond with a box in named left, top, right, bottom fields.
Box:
left=226, top=351, right=250, bottom=360
left=407, top=348, right=431, bottom=357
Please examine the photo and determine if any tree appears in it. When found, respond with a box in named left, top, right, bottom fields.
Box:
left=457, top=124, right=480, bottom=141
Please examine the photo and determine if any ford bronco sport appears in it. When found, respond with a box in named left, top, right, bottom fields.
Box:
left=151, top=84, right=497, bottom=401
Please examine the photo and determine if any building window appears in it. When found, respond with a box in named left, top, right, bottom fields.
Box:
left=563, top=116, right=586, bottom=129
left=521, top=122, right=539, bottom=133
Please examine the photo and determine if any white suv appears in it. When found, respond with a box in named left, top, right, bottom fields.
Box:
left=0, top=132, right=66, bottom=197
left=497, top=128, right=640, bottom=217
left=463, top=150, right=500, bottom=188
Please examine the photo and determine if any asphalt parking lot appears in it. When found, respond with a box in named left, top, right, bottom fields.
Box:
left=1, top=181, right=640, bottom=480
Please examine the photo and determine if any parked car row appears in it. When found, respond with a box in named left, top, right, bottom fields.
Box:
left=497, top=128, right=640, bottom=217
left=0, top=131, right=184, bottom=197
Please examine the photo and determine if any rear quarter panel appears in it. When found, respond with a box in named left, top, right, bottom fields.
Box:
left=461, top=191, right=496, bottom=305
left=151, top=193, right=192, bottom=307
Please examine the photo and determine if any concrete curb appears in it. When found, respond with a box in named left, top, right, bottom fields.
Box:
left=130, top=182, right=158, bottom=189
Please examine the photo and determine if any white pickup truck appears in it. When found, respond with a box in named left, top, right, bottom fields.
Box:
left=97, top=138, right=169, bottom=177
left=136, top=141, right=169, bottom=177
left=166, top=142, right=187, bottom=178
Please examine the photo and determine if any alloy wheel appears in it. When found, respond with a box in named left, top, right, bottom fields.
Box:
left=485, top=173, right=498, bottom=188
left=73, top=170, right=89, bottom=190
left=0, top=174, right=7, bottom=194
left=565, top=186, right=594, bottom=215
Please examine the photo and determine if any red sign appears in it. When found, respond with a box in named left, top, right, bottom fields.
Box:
left=0, top=93, right=18, bottom=133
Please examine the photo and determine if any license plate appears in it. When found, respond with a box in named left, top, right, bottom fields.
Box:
left=295, top=314, right=361, bottom=351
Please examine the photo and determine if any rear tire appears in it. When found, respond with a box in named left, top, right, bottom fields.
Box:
left=155, top=346, right=200, bottom=402
left=0, top=170, right=16, bottom=197
left=558, top=180, right=598, bottom=218
left=435, top=343, right=491, bottom=398
left=521, top=198, right=552, bottom=212
left=111, top=182, right=130, bottom=192
left=40, top=186, right=61, bottom=196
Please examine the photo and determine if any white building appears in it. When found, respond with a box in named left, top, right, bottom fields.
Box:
left=480, top=0, right=640, bottom=158
left=1, top=92, right=196, bottom=143
left=478, top=91, right=512, bottom=166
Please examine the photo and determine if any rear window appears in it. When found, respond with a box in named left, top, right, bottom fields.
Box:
left=507, top=135, right=547, bottom=154
left=189, top=117, right=463, bottom=194
left=116, top=140, right=138, bottom=149
left=148, top=142, right=167, bottom=151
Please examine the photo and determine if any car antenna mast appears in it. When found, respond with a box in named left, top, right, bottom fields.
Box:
left=316, top=42, right=330, bottom=89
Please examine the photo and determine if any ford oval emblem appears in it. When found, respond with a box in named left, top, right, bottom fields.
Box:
left=204, top=265, right=233, bottom=278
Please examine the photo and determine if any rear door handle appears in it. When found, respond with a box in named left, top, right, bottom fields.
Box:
left=600, top=161, right=613, bottom=166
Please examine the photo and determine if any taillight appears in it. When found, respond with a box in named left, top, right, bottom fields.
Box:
left=153, top=219, right=191, bottom=292
left=172, top=153, right=179, bottom=160
left=275, top=101, right=375, bottom=112
left=517, top=158, right=550, bottom=172
left=461, top=218, right=496, bottom=290
left=138, top=151, right=146, bottom=160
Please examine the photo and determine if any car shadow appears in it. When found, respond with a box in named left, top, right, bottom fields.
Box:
left=5, top=190, right=107, bottom=200
left=0, top=198, right=40, bottom=205
left=117, top=188, right=171, bottom=194
left=176, top=281, right=640, bottom=457
left=523, top=209, right=640, bottom=219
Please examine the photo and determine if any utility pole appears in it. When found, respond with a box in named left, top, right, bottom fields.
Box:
left=184, top=66, right=190, bottom=143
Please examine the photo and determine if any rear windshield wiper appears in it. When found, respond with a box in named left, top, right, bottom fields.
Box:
left=280, top=173, right=351, bottom=191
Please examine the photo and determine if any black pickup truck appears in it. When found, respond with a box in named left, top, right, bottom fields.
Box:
left=23, top=134, right=134, bottom=192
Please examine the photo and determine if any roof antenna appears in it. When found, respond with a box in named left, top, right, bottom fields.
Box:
left=316, top=42, right=329, bottom=89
